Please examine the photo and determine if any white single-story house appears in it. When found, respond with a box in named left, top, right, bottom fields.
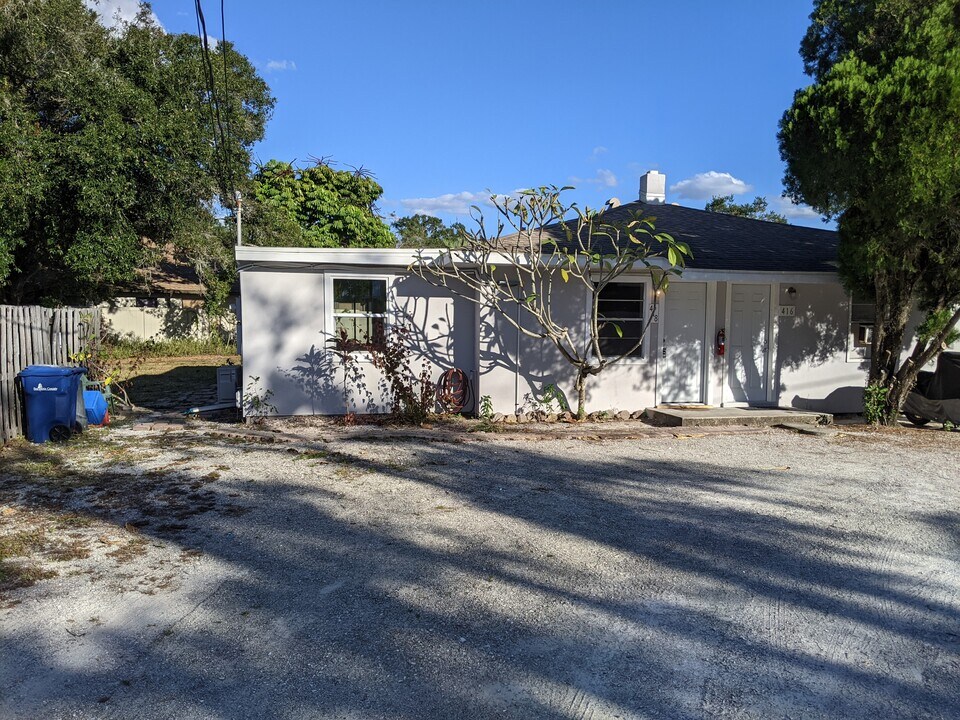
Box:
left=235, top=171, right=940, bottom=418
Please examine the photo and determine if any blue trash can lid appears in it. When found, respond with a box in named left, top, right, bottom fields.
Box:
left=18, top=364, right=87, bottom=378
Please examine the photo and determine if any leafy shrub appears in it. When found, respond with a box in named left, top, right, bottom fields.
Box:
left=863, top=382, right=888, bottom=425
left=366, top=325, right=435, bottom=424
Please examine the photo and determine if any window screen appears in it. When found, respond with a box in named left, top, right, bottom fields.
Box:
left=597, top=282, right=645, bottom=357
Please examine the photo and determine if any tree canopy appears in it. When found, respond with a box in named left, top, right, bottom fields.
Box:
left=0, top=0, right=274, bottom=306
left=778, top=0, right=960, bottom=423
left=392, top=214, right=466, bottom=248
left=704, top=195, right=787, bottom=224
left=245, top=160, right=394, bottom=249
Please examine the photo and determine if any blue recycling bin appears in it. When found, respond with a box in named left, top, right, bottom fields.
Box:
left=17, top=365, right=87, bottom=443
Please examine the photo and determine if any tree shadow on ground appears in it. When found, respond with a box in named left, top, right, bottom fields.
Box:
left=2, top=435, right=958, bottom=719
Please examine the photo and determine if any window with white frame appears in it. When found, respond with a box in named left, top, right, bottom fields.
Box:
left=848, top=293, right=875, bottom=361
left=332, top=278, right=387, bottom=351
left=597, top=282, right=645, bottom=358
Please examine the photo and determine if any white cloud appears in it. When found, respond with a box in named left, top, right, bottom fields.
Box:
left=85, top=0, right=161, bottom=30
left=589, top=145, right=608, bottom=161
left=569, top=168, right=618, bottom=188
left=265, top=59, right=297, bottom=72
left=399, top=191, right=497, bottom=217
left=595, top=169, right=618, bottom=187
left=772, top=195, right=822, bottom=220
left=670, top=171, right=752, bottom=200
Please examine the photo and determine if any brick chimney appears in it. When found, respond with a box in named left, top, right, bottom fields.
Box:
left=639, top=170, right=666, bottom=204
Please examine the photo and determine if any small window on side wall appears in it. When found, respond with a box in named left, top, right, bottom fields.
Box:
left=848, top=294, right=875, bottom=361
left=332, top=278, right=387, bottom=351
left=597, top=282, right=645, bottom=358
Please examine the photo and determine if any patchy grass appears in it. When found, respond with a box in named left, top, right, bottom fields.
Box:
left=0, top=430, right=248, bottom=600
left=110, top=337, right=238, bottom=359
left=468, top=418, right=506, bottom=434
left=833, top=423, right=960, bottom=449
left=55, top=513, right=94, bottom=529
left=0, top=526, right=58, bottom=592
left=106, top=537, right=148, bottom=563
left=0, top=562, right=57, bottom=592
left=47, top=540, right=92, bottom=562
left=0, top=528, right=47, bottom=558
left=0, top=440, right=95, bottom=488
left=293, top=450, right=330, bottom=462
left=333, top=465, right=365, bottom=482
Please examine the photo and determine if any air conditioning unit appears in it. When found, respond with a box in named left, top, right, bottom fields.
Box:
left=217, top=365, right=241, bottom=405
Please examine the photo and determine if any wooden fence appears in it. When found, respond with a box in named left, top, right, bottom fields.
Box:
left=0, top=305, right=100, bottom=443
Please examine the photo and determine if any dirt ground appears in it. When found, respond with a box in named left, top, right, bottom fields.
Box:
left=0, top=419, right=958, bottom=719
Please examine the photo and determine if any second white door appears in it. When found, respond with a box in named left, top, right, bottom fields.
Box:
left=662, top=282, right=707, bottom=403
left=728, top=284, right=770, bottom=404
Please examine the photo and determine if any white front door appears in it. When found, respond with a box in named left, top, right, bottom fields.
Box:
left=728, top=284, right=769, bottom=404
left=661, top=282, right=707, bottom=403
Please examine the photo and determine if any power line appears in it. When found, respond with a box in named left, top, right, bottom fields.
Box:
left=219, top=0, right=235, bottom=193
left=194, top=0, right=236, bottom=207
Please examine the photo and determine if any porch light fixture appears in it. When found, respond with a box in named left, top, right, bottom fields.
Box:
left=787, top=286, right=797, bottom=298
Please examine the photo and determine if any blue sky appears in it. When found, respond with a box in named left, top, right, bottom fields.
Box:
left=93, top=0, right=828, bottom=228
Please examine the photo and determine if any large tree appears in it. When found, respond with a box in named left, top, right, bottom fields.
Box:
left=392, top=214, right=466, bottom=248
left=778, top=0, right=960, bottom=424
left=705, top=195, right=787, bottom=224
left=246, top=160, right=394, bottom=248
left=0, top=0, right=273, bottom=306
left=411, top=187, right=690, bottom=419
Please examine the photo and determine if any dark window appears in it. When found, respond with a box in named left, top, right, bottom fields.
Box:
left=332, top=278, right=387, bottom=351
left=135, top=297, right=159, bottom=308
left=597, top=282, right=645, bottom=357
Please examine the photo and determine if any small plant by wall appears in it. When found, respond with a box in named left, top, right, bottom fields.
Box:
left=863, top=382, right=889, bottom=425
left=479, top=395, right=494, bottom=420
left=243, top=375, right=277, bottom=423
left=522, top=383, right=570, bottom=417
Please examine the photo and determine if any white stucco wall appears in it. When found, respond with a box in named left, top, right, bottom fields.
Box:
left=239, top=258, right=955, bottom=418
left=476, top=274, right=658, bottom=416
left=774, top=283, right=868, bottom=413
left=239, top=268, right=475, bottom=416
left=773, top=284, right=959, bottom=414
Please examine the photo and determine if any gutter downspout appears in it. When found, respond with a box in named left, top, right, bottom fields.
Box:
left=514, top=300, right=521, bottom=415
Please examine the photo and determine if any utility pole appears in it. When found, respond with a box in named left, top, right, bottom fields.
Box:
left=235, top=191, right=243, bottom=246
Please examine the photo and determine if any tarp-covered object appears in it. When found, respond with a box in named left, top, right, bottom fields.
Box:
left=902, top=352, right=960, bottom=423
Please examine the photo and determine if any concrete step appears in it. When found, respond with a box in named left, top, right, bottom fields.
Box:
left=645, top=406, right=832, bottom=428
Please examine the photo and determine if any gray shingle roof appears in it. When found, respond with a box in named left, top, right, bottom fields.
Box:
left=536, top=200, right=839, bottom=273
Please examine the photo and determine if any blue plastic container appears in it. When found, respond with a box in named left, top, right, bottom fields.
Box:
left=17, top=365, right=87, bottom=443
left=83, top=390, right=109, bottom=426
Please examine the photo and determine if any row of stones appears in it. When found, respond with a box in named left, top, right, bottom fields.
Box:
left=488, top=410, right=648, bottom=424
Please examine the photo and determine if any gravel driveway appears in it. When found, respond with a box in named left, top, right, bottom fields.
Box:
left=1, top=424, right=958, bottom=719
